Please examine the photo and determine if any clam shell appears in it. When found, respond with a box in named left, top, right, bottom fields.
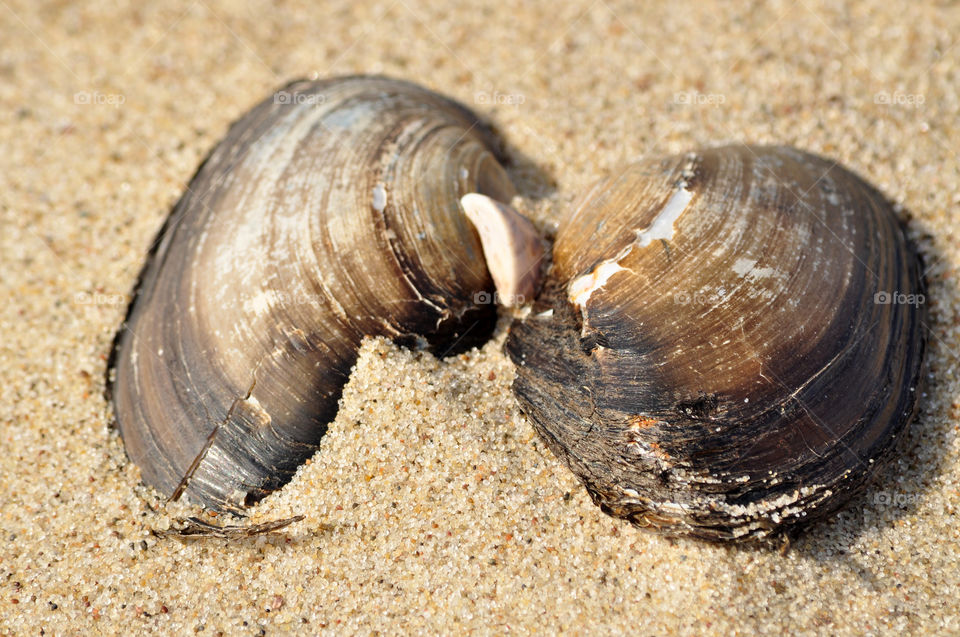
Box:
left=108, top=76, right=516, bottom=511
left=506, top=145, right=926, bottom=542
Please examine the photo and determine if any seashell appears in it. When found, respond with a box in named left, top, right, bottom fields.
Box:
left=107, top=76, right=529, bottom=512
left=505, top=145, right=927, bottom=542
left=460, top=193, right=544, bottom=307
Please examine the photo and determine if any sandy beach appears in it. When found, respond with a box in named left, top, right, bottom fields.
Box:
left=2, top=0, right=959, bottom=633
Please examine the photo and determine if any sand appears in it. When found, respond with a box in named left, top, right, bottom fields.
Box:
left=2, top=0, right=959, bottom=634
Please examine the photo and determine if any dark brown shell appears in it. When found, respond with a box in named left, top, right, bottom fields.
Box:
left=108, top=76, right=515, bottom=512
left=506, top=145, right=926, bottom=542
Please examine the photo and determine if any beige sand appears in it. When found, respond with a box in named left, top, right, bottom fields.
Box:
left=2, top=0, right=959, bottom=634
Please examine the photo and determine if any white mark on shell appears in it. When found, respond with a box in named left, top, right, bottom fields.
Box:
left=568, top=157, right=698, bottom=310
left=732, top=257, right=778, bottom=279
left=372, top=183, right=387, bottom=212
left=245, top=290, right=276, bottom=317
left=568, top=260, right=628, bottom=308
left=242, top=395, right=272, bottom=428
left=732, top=258, right=756, bottom=277
left=633, top=184, right=694, bottom=247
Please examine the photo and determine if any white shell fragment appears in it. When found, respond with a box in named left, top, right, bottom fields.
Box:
left=461, top=193, right=544, bottom=307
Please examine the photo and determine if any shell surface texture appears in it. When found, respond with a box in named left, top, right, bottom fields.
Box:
left=108, top=76, right=517, bottom=512
left=506, top=145, right=927, bottom=542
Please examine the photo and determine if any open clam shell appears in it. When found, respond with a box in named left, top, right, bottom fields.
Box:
left=108, top=76, right=516, bottom=512
left=506, top=145, right=927, bottom=542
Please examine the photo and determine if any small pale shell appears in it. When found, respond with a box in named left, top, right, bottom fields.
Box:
left=460, top=193, right=544, bottom=307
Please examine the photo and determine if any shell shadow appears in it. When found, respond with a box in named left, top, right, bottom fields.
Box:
left=495, top=135, right=558, bottom=201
